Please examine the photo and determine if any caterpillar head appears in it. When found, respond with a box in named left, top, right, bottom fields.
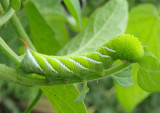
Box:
left=105, top=34, right=144, bottom=62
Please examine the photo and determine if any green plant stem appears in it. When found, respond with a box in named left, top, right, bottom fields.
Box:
left=0, top=62, right=132, bottom=86
left=0, top=37, right=21, bottom=64
left=103, top=62, right=131, bottom=76
left=0, top=7, right=15, bottom=27
left=23, top=90, right=43, bottom=113
left=0, top=0, right=36, bottom=51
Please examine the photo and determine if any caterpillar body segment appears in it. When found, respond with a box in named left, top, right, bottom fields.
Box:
left=103, top=34, right=144, bottom=61
left=20, top=34, right=144, bottom=82
left=21, top=48, right=114, bottom=81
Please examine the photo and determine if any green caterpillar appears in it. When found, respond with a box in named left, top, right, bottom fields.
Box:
left=20, top=34, right=144, bottom=82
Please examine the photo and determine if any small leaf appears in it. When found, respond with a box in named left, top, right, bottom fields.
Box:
left=10, top=0, right=21, bottom=10
left=137, top=47, right=160, bottom=92
left=63, top=0, right=82, bottom=26
left=74, top=82, right=89, bottom=103
left=25, top=1, right=62, bottom=55
left=32, top=0, right=68, bottom=46
left=113, top=64, right=133, bottom=87
left=115, top=64, right=149, bottom=112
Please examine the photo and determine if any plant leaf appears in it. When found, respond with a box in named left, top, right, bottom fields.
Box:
left=74, top=82, right=89, bottom=103
left=114, top=4, right=159, bottom=112
left=25, top=1, right=62, bottom=55
left=126, top=4, right=160, bottom=91
left=11, top=0, right=21, bottom=10
left=126, top=4, right=160, bottom=58
left=112, top=64, right=133, bottom=87
left=126, top=4, right=160, bottom=92
left=32, top=0, right=68, bottom=46
left=58, top=0, right=128, bottom=56
left=137, top=47, right=160, bottom=92
left=63, top=0, right=82, bottom=26
left=40, top=85, right=87, bottom=113
left=115, top=64, right=149, bottom=112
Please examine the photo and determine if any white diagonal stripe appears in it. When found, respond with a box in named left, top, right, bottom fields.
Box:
left=27, top=50, right=42, bottom=71
left=103, top=46, right=116, bottom=53
left=93, top=52, right=109, bottom=58
left=65, top=58, right=89, bottom=70
left=41, top=57, right=58, bottom=74
left=52, top=58, right=73, bottom=73
left=79, top=56, right=102, bottom=64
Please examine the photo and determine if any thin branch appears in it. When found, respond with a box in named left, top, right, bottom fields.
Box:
left=23, top=90, right=43, bottom=113
left=0, top=62, right=131, bottom=86
left=0, top=7, right=15, bottom=27
left=0, top=37, right=21, bottom=64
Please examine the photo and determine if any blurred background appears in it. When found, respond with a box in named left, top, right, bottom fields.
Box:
left=0, top=0, right=160, bottom=113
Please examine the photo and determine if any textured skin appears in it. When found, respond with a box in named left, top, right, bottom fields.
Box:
left=20, top=34, right=144, bottom=81
left=104, top=34, right=144, bottom=61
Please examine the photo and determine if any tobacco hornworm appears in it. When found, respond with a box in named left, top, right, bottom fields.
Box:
left=20, top=34, right=144, bottom=82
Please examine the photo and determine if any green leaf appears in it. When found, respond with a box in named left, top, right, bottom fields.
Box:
left=24, top=1, right=62, bottom=55
left=74, top=82, right=89, bottom=103
left=63, top=0, right=82, bottom=26
left=32, top=0, right=68, bottom=47
left=112, top=64, right=133, bottom=87
left=67, top=16, right=88, bottom=32
left=126, top=4, right=160, bottom=58
left=127, top=4, right=160, bottom=92
left=159, top=4, right=160, bottom=14
left=10, top=0, right=21, bottom=10
left=58, top=0, right=128, bottom=56
left=40, top=85, right=87, bottom=113
left=115, top=64, right=149, bottom=112
left=114, top=4, right=159, bottom=112
left=137, top=48, right=160, bottom=92
left=125, top=3, right=160, bottom=92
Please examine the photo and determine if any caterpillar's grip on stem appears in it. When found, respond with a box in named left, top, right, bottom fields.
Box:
left=20, top=34, right=144, bottom=82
